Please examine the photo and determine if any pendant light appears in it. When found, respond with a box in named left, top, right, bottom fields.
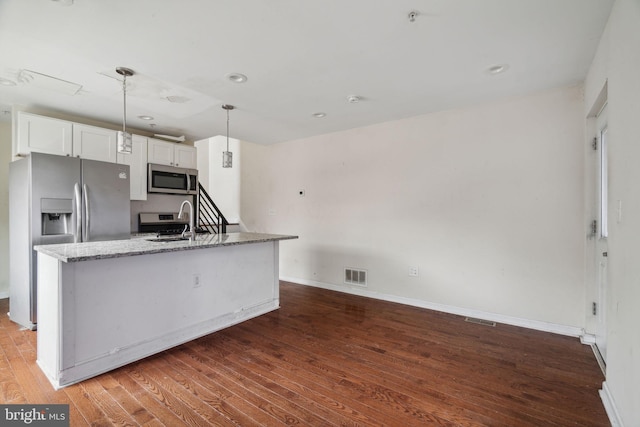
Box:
left=116, top=67, right=134, bottom=154
left=222, top=104, right=235, bottom=168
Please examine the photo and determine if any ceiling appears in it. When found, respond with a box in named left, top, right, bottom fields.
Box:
left=0, top=0, right=614, bottom=145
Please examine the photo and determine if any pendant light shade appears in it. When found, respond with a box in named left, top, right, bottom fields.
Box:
left=116, top=67, right=134, bottom=154
left=222, top=104, right=235, bottom=168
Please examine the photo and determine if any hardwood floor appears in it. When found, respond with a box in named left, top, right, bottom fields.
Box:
left=1, top=282, right=609, bottom=426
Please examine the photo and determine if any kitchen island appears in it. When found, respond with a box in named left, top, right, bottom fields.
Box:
left=34, top=232, right=297, bottom=389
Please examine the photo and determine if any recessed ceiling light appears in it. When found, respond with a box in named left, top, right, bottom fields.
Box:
left=226, top=73, right=248, bottom=83
left=347, top=95, right=362, bottom=103
left=138, top=115, right=154, bottom=120
left=312, top=112, right=326, bottom=118
left=0, top=78, right=17, bottom=86
left=486, top=64, right=509, bottom=75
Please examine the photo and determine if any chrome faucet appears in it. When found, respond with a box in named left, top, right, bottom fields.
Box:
left=178, top=200, right=195, bottom=242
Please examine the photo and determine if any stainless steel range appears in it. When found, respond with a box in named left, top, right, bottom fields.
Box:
left=138, top=212, right=196, bottom=236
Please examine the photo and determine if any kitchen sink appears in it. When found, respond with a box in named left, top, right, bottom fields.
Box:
left=145, top=236, right=191, bottom=243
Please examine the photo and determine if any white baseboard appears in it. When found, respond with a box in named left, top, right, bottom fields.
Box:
left=590, top=342, right=607, bottom=376
left=0, top=291, right=9, bottom=300
left=280, top=277, right=584, bottom=338
left=600, top=381, right=623, bottom=427
left=580, top=333, right=596, bottom=345
left=42, top=299, right=280, bottom=389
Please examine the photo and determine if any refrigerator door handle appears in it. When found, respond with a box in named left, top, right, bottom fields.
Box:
left=74, top=183, right=82, bottom=243
left=83, top=183, right=90, bottom=242
left=186, top=172, right=191, bottom=195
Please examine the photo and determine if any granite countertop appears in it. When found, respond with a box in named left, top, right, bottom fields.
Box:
left=34, top=232, right=298, bottom=263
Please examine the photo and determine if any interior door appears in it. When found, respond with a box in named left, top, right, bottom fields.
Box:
left=594, top=103, right=609, bottom=365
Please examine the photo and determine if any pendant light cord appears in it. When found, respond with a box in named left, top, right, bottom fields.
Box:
left=122, top=74, right=127, bottom=134
left=226, top=107, right=230, bottom=151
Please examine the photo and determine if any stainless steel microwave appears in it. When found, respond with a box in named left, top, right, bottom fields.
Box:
left=148, top=163, right=198, bottom=195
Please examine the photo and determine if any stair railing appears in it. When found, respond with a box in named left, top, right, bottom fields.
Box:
left=197, top=182, right=229, bottom=234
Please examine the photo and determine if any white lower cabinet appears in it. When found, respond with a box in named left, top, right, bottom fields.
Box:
left=117, top=134, right=148, bottom=200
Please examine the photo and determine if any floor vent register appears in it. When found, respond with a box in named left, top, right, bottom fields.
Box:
left=464, top=317, right=497, bottom=327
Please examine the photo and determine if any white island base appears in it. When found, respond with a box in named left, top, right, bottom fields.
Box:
left=36, top=235, right=293, bottom=389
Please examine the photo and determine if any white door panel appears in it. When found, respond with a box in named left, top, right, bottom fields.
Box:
left=594, top=104, right=608, bottom=365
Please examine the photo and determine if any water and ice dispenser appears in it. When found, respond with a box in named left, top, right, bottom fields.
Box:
left=41, top=198, right=73, bottom=236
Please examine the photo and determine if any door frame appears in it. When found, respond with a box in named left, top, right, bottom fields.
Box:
left=584, top=83, right=609, bottom=375
left=593, top=106, right=608, bottom=367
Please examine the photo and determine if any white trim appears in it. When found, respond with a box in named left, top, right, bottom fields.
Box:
left=280, top=277, right=584, bottom=337
left=591, top=343, right=607, bottom=376
left=0, top=292, right=9, bottom=300
left=599, top=381, right=623, bottom=427
left=580, top=333, right=597, bottom=345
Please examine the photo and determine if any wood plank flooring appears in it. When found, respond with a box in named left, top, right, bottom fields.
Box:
left=1, top=281, right=610, bottom=426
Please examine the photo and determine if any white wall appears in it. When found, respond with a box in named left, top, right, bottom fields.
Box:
left=195, top=135, right=241, bottom=223
left=584, top=0, right=640, bottom=425
left=242, top=85, right=586, bottom=329
left=0, top=122, right=10, bottom=298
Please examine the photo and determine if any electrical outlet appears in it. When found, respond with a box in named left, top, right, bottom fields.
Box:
left=193, top=274, right=201, bottom=288
left=409, top=267, right=419, bottom=277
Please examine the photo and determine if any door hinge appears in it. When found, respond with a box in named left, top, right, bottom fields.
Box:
left=592, top=302, right=597, bottom=316
left=592, top=137, right=598, bottom=151
left=590, top=220, right=597, bottom=236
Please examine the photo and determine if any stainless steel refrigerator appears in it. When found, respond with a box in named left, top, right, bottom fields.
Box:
left=9, top=152, right=131, bottom=329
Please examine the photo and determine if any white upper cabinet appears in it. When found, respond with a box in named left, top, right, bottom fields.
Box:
left=147, top=138, right=175, bottom=166
left=174, top=144, right=197, bottom=168
left=117, top=134, right=148, bottom=201
left=72, top=124, right=117, bottom=162
left=148, top=138, right=197, bottom=169
left=16, top=112, right=73, bottom=157
left=16, top=112, right=116, bottom=163
left=15, top=114, right=195, bottom=200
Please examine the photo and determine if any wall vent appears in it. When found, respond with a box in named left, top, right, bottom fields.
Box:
left=344, top=268, right=367, bottom=287
left=464, top=317, right=496, bottom=327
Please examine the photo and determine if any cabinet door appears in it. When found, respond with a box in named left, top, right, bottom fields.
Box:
left=72, top=124, right=117, bottom=162
left=16, top=112, right=73, bottom=156
left=117, top=134, right=148, bottom=200
left=174, top=145, right=197, bottom=168
left=147, top=139, right=175, bottom=166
